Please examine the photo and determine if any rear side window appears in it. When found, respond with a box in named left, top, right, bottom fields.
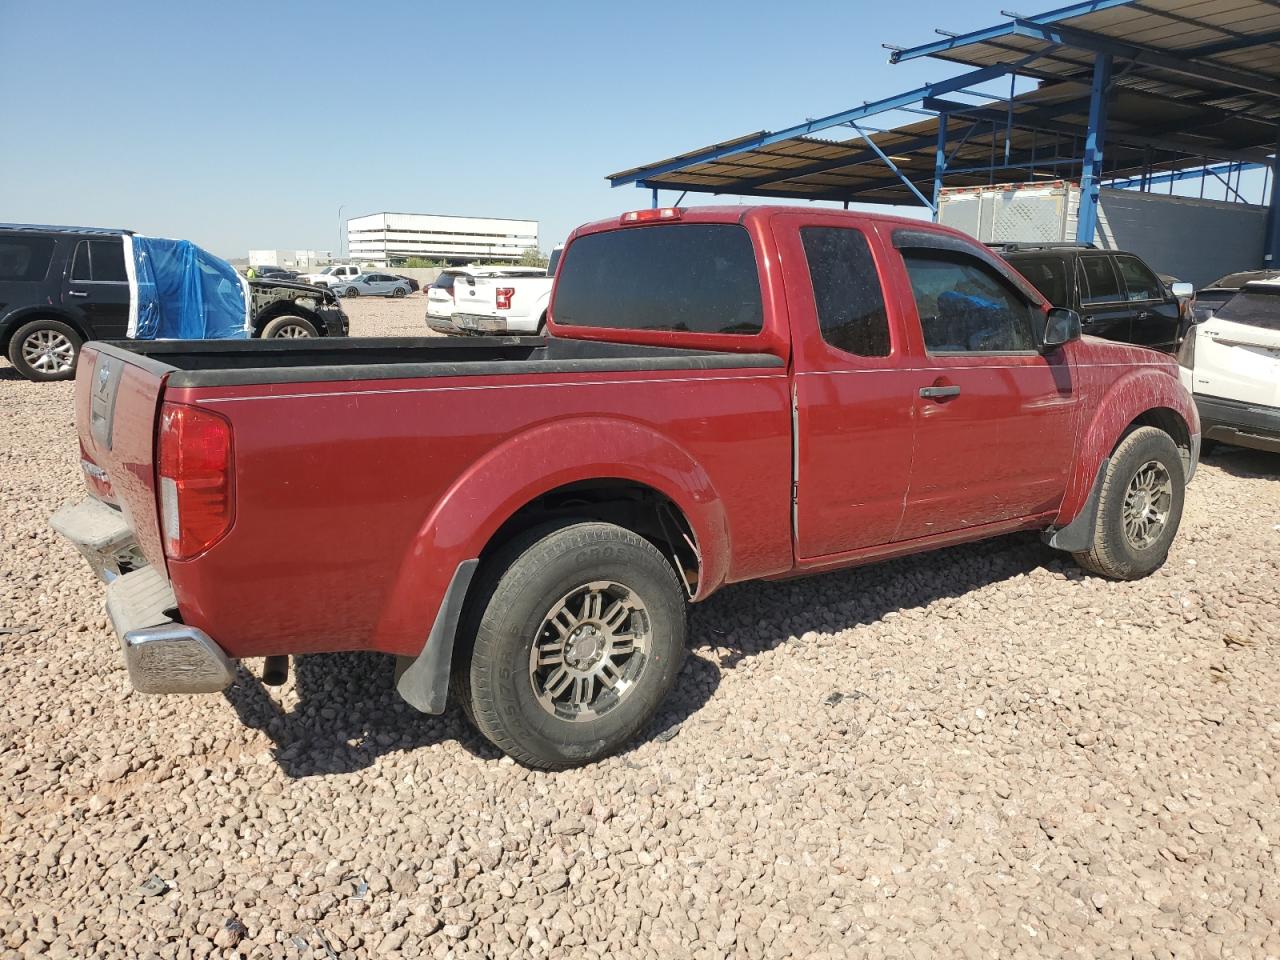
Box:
left=1012, top=256, right=1070, bottom=307
left=70, top=239, right=127, bottom=282
left=1114, top=255, right=1162, bottom=302
left=1216, top=288, right=1280, bottom=330
left=902, top=249, right=1037, bottom=353
left=0, top=237, right=56, bottom=282
left=554, top=224, right=763, bottom=335
left=800, top=226, right=889, bottom=356
left=1078, top=256, right=1122, bottom=305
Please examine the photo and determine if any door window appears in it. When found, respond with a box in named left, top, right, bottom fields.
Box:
left=901, top=249, right=1037, bottom=353
left=1114, top=255, right=1162, bottom=302
left=1010, top=256, right=1070, bottom=307
left=0, top=237, right=57, bottom=282
left=71, top=241, right=92, bottom=281
left=1078, top=256, right=1123, bottom=305
left=800, top=226, right=890, bottom=356
left=90, top=241, right=127, bottom=282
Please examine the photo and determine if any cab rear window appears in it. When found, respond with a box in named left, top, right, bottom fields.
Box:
left=553, top=224, right=763, bottom=335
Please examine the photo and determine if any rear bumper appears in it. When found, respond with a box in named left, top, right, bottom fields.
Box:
left=52, top=497, right=235, bottom=694
left=1196, top=394, right=1280, bottom=454
left=452, top=312, right=508, bottom=334
left=426, top=314, right=461, bottom=335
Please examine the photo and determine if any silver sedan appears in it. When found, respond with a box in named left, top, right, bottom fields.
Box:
left=338, top=273, right=411, bottom=298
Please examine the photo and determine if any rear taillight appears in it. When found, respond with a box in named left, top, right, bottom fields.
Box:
left=157, top=402, right=234, bottom=560
left=495, top=287, right=515, bottom=310
left=1177, top=326, right=1197, bottom=370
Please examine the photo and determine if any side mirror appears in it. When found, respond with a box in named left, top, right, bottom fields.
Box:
left=1170, top=281, right=1194, bottom=300
left=1042, top=307, right=1082, bottom=350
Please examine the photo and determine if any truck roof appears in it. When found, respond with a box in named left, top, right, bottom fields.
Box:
left=0, top=222, right=133, bottom=237
left=572, top=204, right=952, bottom=239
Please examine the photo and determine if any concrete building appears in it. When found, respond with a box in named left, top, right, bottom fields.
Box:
left=346, top=212, right=539, bottom=266
left=248, top=249, right=333, bottom=269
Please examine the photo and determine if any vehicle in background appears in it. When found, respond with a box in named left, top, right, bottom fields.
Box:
left=1190, top=268, right=1280, bottom=323
left=1178, top=279, right=1280, bottom=455
left=0, top=223, right=347, bottom=381
left=54, top=205, right=1198, bottom=769
left=250, top=265, right=299, bottom=282
left=298, top=264, right=363, bottom=288
left=996, top=243, right=1193, bottom=352
left=338, top=273, right=411, bottom=298
left=451, top=245, right=565, bottom=336
left=425, top=265, right=548, bottom=334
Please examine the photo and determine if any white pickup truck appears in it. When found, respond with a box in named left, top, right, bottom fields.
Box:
left=298, top=264, right=365, bottom=289
left=450, top=246, right=563, bottom=335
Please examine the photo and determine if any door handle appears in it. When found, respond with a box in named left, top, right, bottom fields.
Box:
left=919, top=385, right=961, bottom=400
left=67, top=290, right=89, bottom=297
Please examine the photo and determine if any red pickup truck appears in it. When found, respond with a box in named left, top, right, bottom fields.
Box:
left=53, top=206, right=1199, bottom=769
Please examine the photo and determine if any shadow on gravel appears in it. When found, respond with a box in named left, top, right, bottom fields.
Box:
left=1203, top=445, right=1279, bottom=479
left=684, top=532, right=1057, bottom=674
left=224, top=652, right=503, bottom=778
left=0, top=366, right=26, bottom=381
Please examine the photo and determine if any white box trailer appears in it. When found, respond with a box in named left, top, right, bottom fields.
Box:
left=937, top=181, right=1268, bottom=288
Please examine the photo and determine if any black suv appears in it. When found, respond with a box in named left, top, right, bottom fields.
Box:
left=1, top=224, right=348, bottom=382
left=995, top=243, right=1190, bottom=352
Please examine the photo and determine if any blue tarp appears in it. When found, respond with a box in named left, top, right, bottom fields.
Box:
left=131, top=236, right=249, bottom=340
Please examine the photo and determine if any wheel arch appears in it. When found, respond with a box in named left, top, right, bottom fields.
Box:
left=1, top=308, right=88, bottom=356
left=252, top=301, right=323, bottom=336
left=373, top=416, right=730, bottom=658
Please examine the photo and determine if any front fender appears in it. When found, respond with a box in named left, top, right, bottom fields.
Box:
left=1056, top=366, right=1199, bottom=527
left=373, top=416, right=731, bottom=656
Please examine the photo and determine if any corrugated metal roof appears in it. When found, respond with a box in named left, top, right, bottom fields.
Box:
left=608, top=0, right=1279, bottom=206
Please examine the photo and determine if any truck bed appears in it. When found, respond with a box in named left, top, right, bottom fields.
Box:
left=102, top=336, right=783, bottom=387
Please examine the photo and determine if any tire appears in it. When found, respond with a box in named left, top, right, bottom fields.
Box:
left=1072, top=426, right=1186, bottom=580
left=7, top=319, right=83, bottom=382
left=391, top=287, right=407, bottom=298
left=260, top=315, right=319, bottom=339
left=345, top=287, right=359, bottom=297
left=462, top=521, right=687, bottom=769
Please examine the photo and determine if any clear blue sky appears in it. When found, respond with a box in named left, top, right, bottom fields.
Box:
left=0, top=0, right=1266, bottom=259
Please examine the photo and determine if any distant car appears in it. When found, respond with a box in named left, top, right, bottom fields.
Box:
left=995, top=243, right=1193, bottom=352
left=338, top=273, right=411, bottom=298
left=394, top=275, right=420, bottom=293
left=1179, top=279, right=1280, bottom=455
left=251, top=265, right=298, bottom=282
left=1190, top=269, right=1280, bottom=323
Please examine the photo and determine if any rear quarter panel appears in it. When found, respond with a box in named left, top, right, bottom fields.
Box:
left=166, top=366, right=793, bottom=659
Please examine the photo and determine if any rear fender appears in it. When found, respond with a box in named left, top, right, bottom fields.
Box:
left=1055, top=367, right=1198, bottom=527
left=373, top=416, right=729, bottom=656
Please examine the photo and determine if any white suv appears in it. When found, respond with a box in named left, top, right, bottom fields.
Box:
left=1179, top=279, right=1280, bottom=455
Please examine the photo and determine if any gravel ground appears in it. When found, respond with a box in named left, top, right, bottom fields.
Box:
left=2, top=296, right=1279, bottom=959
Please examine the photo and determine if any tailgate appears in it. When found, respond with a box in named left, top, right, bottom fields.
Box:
left=75, top=343, right=169, bottom=570
left=453, top=275, right=500, bottom=316
left=1194, top=316, right=1280, bottom=408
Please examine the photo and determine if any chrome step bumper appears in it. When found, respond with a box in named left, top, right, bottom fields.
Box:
left=51, top=497, right=235, bottom=694
left=106, top=567, right=235, bottom=694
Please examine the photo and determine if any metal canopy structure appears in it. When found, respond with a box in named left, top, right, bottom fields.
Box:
left=607, top=0, right=1280, bottom=264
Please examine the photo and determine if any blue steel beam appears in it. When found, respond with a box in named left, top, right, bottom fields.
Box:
left=888, top=0, right=1136, bottom=63
left=848, top=122, right=936, bottom=210
left=932, top=112, right=949, bottom=219
left=1076, top=54, right=1112, bottom=244
left=609, top=61, right=1028, bottom=187
left=1107, top=161, right=1265, bottom=191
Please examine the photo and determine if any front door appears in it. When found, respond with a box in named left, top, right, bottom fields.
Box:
left=1076, top=254, right=1133, bottom=345
left=889, top=238, right=1081, bottom=539
left=64, top=239, right=131, bottom=339
left=1113, top=253, right=1181, bottom=352
left=779, top=214, right=918, bottom=559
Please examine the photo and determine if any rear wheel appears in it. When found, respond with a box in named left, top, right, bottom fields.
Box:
left=261, top=315, right=319, bottom=339
left=1073, top=426, right=1185, bottom=580
left=461, top=521, right=687, bottom=769
left=392, top=287, right=407, bottom=298
left=8, top=319, right=82, bottom=382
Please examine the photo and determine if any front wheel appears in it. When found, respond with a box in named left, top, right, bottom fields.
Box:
left=462, top=521, right=687, bottom=769
left=1073, top=426, right=1186, bottom=580
left=261, top=315, right=319, bottom=338
left=8, top=319, right=83, bottom=381
left=345, top=287, right=359, bottom=297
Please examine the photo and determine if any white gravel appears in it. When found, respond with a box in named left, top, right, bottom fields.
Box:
left=2, top=296, right=1280, bottom=958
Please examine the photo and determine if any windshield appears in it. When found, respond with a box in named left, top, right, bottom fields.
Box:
left=1215, top=287, right=1280, bottom=330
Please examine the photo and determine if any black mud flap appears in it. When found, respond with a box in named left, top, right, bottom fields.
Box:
left=1042, top=458, right=1109, bottom=554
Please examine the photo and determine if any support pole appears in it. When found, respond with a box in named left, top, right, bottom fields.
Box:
left=933, top=112, right=949, bottom=222
left=1076, top=54, right=1112, bottom=245
left=651, top=188, right=659, bottom=209
left=1265, top=129, right=1280, bottom=268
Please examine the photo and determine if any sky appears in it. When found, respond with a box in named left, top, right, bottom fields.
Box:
left=0, top=0, right=1270, bottom=260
